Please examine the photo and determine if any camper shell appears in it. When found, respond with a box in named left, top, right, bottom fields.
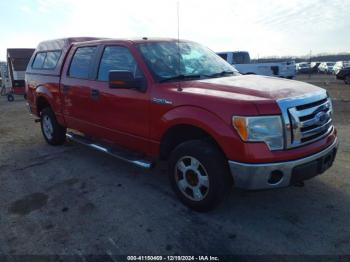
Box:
left=26, top=37, right=104, bottom=76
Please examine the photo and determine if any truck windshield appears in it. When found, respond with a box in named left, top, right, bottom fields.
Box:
left=137, top=41, right=238, bottom=82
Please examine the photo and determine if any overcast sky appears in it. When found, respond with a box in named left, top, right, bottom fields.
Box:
left=0, top=0, right=349, bottom=60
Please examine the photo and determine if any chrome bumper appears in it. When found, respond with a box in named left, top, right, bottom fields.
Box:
left=228, top=138, right=338, bottom=190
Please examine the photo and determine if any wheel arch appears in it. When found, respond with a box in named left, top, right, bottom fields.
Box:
left=36, top=95, right=52, bottom=115
left=157, top=106, right=242, bottom=162
left=34, top=85, right=66, bottom=126
left=35, top=85, right=54, bottom=115
left=159, top=124, right=224, bottom=160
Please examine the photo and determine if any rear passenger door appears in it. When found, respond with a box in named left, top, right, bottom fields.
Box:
left=60, top=45, right=98, bottom=134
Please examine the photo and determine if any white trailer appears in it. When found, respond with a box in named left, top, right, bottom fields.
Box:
left=6, top=48, right=35, bottom=101
left=217, top=51, right=296, bottom=79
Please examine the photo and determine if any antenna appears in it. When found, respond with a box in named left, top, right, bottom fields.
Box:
left=177, top=1, right=182, bottom=91
left=177, top=1, right=180, bottom=43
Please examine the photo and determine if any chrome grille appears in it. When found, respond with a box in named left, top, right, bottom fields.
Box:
left=277, top=91, right=333, bottom=149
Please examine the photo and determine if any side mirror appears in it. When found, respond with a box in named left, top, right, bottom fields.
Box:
left=108, top=70, right=146, bottom=91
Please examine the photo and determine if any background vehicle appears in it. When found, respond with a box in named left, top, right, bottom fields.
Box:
left=310, top=62, right=321, bottom=73
left=296, top=62, right=311, bottom=74
left=6, top=48, right=35, bottom=101
left=26, top=37, right=338, bottom=211
left=333, top=61, right=350, bottom=75
left=217, top=51, right=296, bottom=79
left=335, top=67, right=350, bottom=84
left=318, top=62, right=336, bottom=74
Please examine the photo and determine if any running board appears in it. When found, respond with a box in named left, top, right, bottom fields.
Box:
left=66, top=132, right=154, bottom=169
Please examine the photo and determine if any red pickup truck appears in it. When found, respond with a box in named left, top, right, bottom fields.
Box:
left=25, top=37, right=338, bottom=211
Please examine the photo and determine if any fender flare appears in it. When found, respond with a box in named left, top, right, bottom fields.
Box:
left=158, top=106, right=242, bottom=159
left=35, top=85, right=66, bottom=126
left=35, top=85, right=54, bottom=106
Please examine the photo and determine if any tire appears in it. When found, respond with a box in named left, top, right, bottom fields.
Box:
left=168, top=140, right=232, bottom=212
left=40, top=107, right=66, bottom=145
left=7, top=94, right=14, bottom=102
left=345, top=75, right=350, bottom=85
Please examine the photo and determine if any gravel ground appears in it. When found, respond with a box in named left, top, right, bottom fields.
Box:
left=0, top=75, right=349, bottom=256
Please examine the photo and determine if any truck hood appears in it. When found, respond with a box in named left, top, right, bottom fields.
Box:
left=180, top=75, right=323, bottom=101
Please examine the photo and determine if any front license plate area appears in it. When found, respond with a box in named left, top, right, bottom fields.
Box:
left=318, top=148, right=337, bottom=173
left=290, top=148, right=337, bottom=184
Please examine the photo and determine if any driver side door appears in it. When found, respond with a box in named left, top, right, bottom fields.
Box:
left=88, top=45, right=151, bottom=154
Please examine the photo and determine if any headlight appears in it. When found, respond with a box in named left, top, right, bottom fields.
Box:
left=232, top=115, right=284, bottom=150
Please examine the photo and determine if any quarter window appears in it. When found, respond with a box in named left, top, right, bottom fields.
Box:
left=32, top=52, right=46, bottom=69
left=43, top=51, right=61, bottom=69
left=69, top=46, right=97, bottom=79
left=32, top=51, right=61, bottom=70
left=98, top=46, right=142, bottom=81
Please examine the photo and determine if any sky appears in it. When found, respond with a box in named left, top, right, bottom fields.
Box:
left=0, top=0, right=349, bottom=60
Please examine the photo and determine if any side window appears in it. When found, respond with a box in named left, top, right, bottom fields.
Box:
left=69, top=46, right=97, bottom=79
left=32, top=52, right=47, bottom=69
left=98, top=46, right=142, bottom=81
left=233, top=53, right=243, bottom=64
left=43, top=51, right=61, bottom=69
left=218, top=53, right=227, bottom=61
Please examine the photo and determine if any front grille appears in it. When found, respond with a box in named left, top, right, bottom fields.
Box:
left=277, top=91, right=333, bottom=149
left=295, top=97, right=328, bottom=111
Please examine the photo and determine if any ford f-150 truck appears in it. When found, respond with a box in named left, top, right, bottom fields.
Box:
left=25, top=37, right=338, bottom=211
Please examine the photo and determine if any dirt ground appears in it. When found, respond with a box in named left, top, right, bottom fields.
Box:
left=0, top=74, right=349, bottom=256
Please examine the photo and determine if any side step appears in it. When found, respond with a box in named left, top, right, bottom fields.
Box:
left=66, top=132, right=154, bottom=169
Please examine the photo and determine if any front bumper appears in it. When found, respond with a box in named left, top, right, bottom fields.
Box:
left=228, top=138, right=338, bottom=190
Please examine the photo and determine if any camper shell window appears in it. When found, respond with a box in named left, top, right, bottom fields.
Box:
left=32, top=51, right=61, bottom=70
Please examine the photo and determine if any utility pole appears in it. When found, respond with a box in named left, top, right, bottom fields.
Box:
left=309, top=50, right=312, bottom=79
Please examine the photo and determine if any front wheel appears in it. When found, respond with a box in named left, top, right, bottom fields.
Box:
left=41, top=107, right=66, bottom=145
left=168, top=140, right=232, bottom=212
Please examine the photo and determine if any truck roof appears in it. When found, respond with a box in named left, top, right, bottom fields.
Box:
left=68, top=37, right=185, bottom=46
left=36, top=37, right=104, bottom=51
left=36, top=37, right=182, bottom=51
left=26, top=37, right=190, bottom=76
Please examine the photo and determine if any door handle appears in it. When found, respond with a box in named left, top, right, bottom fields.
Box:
left=62, top=85, right=70, bottom=93
left=91, top=88, right=100, bottom=99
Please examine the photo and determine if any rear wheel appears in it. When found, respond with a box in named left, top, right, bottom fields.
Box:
left=168, top=140, right=232, bottom=212
left=41, top=107, right=66, bottom=145
left=345, top=75, right=350, bottom=85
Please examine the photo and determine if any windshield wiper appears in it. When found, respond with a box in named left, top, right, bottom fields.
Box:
left=205, top=71, right=235, bottom=78
left=159, top=74, right=202, bottom=83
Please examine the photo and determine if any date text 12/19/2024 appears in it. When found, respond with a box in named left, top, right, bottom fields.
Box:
left=127, top=256, right=220, bottom=261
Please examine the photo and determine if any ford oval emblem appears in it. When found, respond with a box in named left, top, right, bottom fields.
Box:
left=315, top=111, right=328, bottom=125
